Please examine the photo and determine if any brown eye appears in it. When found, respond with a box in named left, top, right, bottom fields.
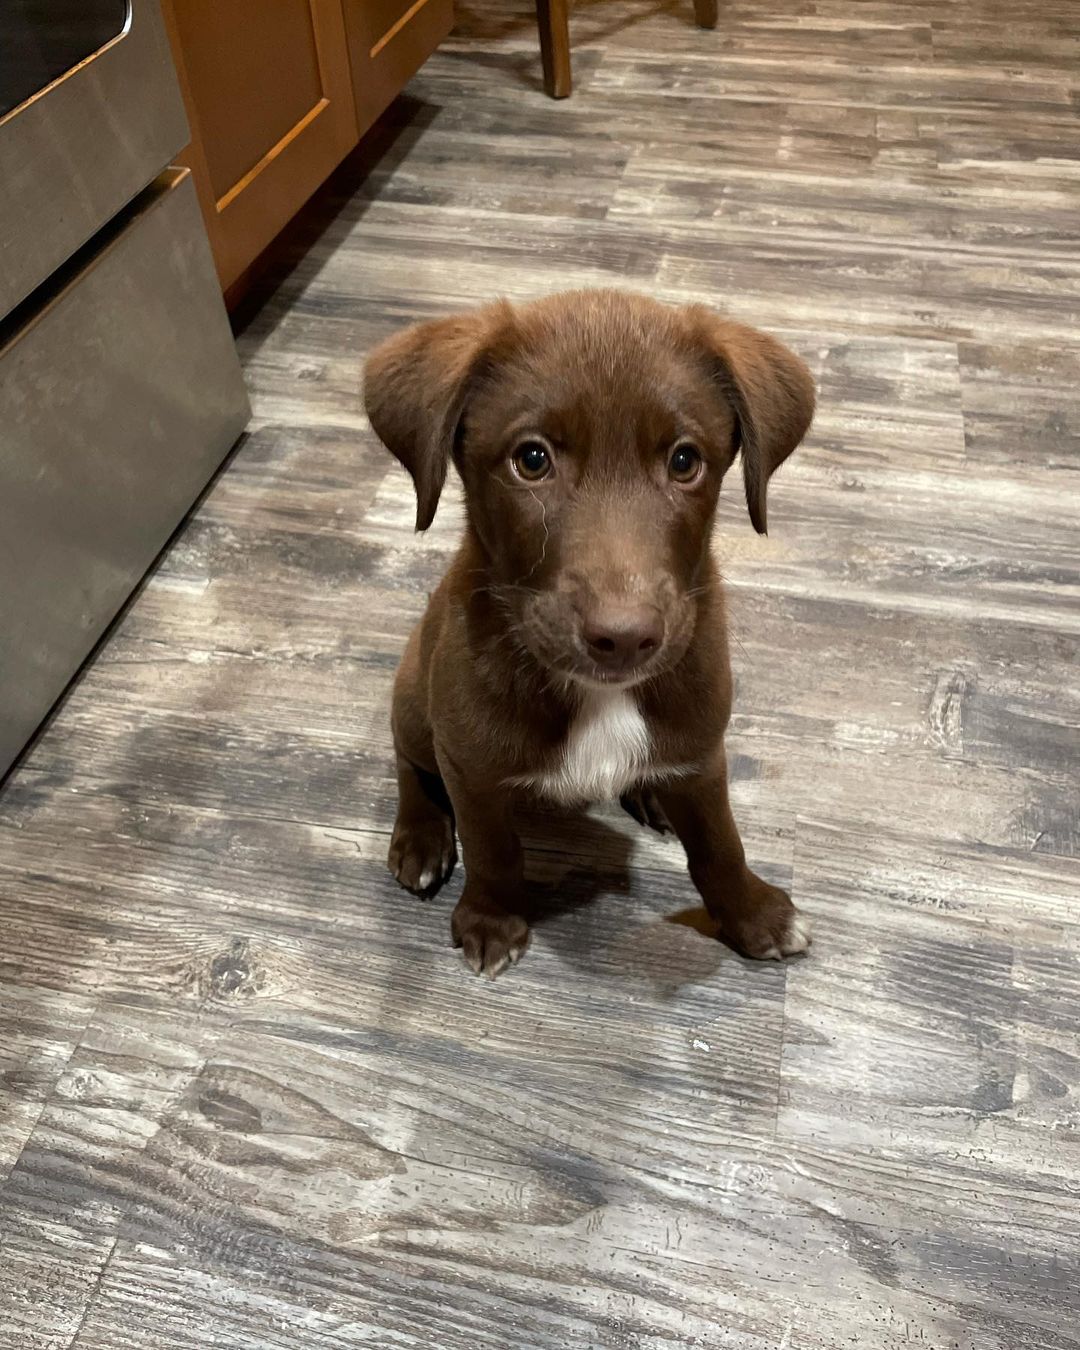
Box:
left=511, top=439, right=553, bottom=481
left=668, top=441, right=703, bottom=484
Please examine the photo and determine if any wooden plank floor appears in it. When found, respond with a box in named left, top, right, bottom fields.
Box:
left=3, top=1, right=1079, bottom=1345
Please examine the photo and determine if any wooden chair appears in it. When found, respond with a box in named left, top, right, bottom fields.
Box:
left=537, top=0, right=718, bottom=98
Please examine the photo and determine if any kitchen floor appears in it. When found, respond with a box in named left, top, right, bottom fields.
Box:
left=3, top=2, right=1079, bottom=1346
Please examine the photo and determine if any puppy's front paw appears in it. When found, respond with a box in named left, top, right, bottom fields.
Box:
left=388, top=813, right=456, bottom=898
left=719, top=875, right=811, bottom=962
left=620, top=785, right=673, bottom=834
left=451, top=902, right=530, bottom=979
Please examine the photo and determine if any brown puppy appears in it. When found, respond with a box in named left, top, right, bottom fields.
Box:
left=363, top=290, right=815, bottom=978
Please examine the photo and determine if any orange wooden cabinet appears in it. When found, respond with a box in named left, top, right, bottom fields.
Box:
left=344, top=0, right=452, bottom=128
left=163, top=0, right=452, bottom=295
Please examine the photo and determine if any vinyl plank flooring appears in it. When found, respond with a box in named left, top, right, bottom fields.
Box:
left=959, top=340, right=1080, bottom=468
left=0, top=987, right=95, bottom=1182
left=0, top=1004, right=213, bottom=1350
left=612, top=153, right=1080, bottom=254
left=656, top=230, right=1080, bottom=343
left=589, top=51, right=1074, bottom=117
left=7, top=997, right=1077, bottom=1350
left=781, top=820, right=1080, bottom=1165
left=2, top=0, right=1079, bottom=1344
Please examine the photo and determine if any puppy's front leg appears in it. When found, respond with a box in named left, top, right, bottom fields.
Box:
left=437, top=752, right=529, bottom=979
left=658, top=747, right=810, bottom=961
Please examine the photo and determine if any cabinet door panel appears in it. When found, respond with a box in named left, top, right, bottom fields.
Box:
left=164, top=0, right=359, bottom=290
left=343, top=0, right=453, bottom=131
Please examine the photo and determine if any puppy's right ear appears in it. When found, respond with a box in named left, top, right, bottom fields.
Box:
left=363, top=305, right=509, bottom=531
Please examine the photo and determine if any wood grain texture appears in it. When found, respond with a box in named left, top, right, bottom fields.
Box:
left=2, top=0, right=1079, bottom=1345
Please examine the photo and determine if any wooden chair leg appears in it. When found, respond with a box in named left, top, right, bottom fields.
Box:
left=536, top=0, right=572, bottom=98
left=693, top=0, right=718, bottom=29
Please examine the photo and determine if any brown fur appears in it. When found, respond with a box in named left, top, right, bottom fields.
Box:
left=363, top=290, right=815, bottom=977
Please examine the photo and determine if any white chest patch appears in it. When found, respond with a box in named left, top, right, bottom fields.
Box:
left=515, top=688, right=653, bottom=806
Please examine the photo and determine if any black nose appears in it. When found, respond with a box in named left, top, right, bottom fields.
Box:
left=581, top=604, right=664, bottom=674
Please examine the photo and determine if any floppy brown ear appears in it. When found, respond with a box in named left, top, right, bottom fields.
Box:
left=689, top=310, right=815, bottom=535
left=363, top=304, right=510, bottom=531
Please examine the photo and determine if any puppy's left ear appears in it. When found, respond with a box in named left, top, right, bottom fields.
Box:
left=363, top=303, right=510, bottom=531
left=689, top=309, right=815, bottom=535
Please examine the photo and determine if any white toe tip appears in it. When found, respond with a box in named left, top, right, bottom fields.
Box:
left=782, top=913, right=812, bottom=955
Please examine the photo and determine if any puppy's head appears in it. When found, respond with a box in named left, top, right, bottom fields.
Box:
left=364, top=290, right=813, bottom=688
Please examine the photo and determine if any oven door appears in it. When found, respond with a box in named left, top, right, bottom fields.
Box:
left=0, top=0, right=189, bottom=318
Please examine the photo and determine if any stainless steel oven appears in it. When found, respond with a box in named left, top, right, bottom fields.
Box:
left=0, top=0, right=250, bottom=777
